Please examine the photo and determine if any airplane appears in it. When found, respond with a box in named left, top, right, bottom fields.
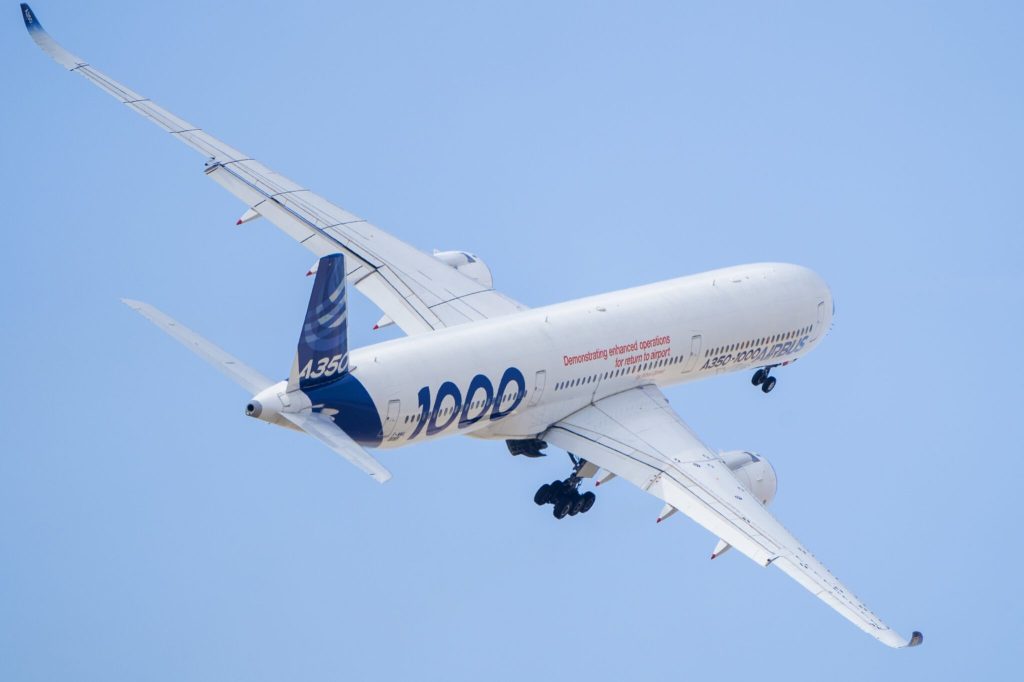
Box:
left=21, top=3, right=922, bottom=649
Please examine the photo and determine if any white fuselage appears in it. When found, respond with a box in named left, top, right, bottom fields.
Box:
left=256, top=262, right=833, bottom=447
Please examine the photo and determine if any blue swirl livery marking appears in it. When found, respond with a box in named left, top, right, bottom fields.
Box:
left=304, top=373, right=384, bottom=447
left=296, top=253, right=349, bottom=390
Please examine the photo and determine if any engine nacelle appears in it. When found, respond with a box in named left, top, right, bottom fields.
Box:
left=433, top=250, right=494, bottom=288
left=720, top=450, right=778, bottom=506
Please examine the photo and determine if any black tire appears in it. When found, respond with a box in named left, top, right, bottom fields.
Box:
left=534, top=483, right=552, bottom=506
left=752, top=369, right=766, bottom=386
left=580, top=491, right=596, bottom=513
left=761, top=376, right=777, bottom=393
left=568, top=495, right=585, bottom=516
left=553, top=497, right=572, bottom=519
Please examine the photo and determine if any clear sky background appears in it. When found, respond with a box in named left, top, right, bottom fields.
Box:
left=2, top=1, right=1021, bottom=680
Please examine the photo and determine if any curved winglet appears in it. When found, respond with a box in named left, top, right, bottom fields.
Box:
left=20, top=4, right=83, bottom=70
left=20, top=3, right=38, bottom=30
left=907, top=631, right=924, bottom=648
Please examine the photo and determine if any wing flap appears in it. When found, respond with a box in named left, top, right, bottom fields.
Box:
left=547, top=423, right=777, bottom=566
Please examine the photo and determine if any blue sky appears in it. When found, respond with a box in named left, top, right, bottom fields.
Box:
left=2, top=1, right=1021, bottom=679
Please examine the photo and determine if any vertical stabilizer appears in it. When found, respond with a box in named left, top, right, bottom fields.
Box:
left=289, top=253, right=349, bottom=391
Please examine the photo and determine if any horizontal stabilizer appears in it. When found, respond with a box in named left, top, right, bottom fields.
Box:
left=123, top=299, right=273, bottom=394
left=281, top=411, right=392, bottom=483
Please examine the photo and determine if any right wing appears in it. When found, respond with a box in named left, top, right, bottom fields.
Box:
left=543, top=384, right=922, bottom=649
left=21, top=3, right=525, bottom=336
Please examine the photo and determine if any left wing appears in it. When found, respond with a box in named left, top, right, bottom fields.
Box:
left=543, top=385, right=922, bottom=649
left=21, top=4, right=525, bottom=335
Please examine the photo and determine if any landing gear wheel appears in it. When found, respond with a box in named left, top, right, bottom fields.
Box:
left=761, top=376, right=777, bottom=393
left=541, top=453, right=597, bottom=519
left=752, top=368, right=766, bottom=386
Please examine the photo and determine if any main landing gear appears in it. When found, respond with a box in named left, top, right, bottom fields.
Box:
left=751, top=365, right=779, bottom=394
left=507, top=438, right=548, bottom=458
left=533, top=453, right=596, bottom=519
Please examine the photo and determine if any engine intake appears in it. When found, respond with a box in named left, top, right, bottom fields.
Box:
left=720, top=450, right=778, bottom=505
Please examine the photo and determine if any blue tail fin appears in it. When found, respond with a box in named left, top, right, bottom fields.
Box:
left=290, top=253, right=349, bottom=391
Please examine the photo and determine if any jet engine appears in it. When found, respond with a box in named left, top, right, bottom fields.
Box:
left=432, top=250, right=494, bottom=288
left=720, top=450, right=778, bottom=505
left=367, top=249, right=495, bottom=331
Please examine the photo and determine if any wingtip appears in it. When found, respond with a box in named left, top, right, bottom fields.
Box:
left=21, top=1, right=82, bottom=69
left=907, top=631, right=924, bottom=648
left=20, top=4, right=41, bottom=33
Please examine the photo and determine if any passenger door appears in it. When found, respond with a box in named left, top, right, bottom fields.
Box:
left=382, top=399, right=402, bottom=441
left=528, top=370, right=547, bottom=407
left=682, top=334, right=702, bottom=372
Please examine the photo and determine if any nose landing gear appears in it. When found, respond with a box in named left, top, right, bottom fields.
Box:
left=533, top=453, right=597, bottom=519
left=752, top=365, right=779, bottom=394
